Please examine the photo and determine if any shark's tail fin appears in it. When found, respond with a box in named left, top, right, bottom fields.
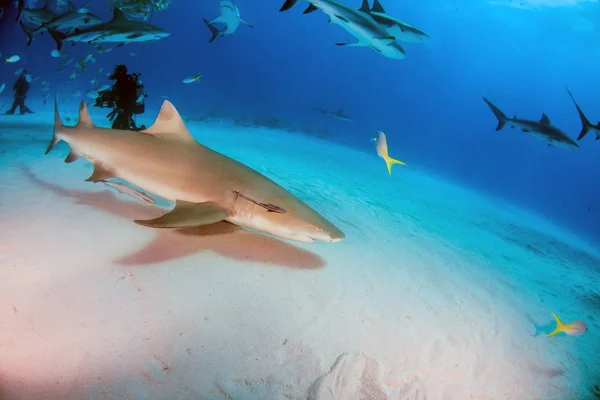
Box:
left=49, top=29, right=66, bottom=51
left=482, top=97, right=508, bottom=131
left=280, top=0, right=301, bottom=11
left=19, top=21, right=35, bottom=46
left=203, top=18, right=219, bottom=43
left=375, top=131, right=406, bottom=177
left=46, top=96, right=64, bottom=155
left=566, top=88, right=593, bottom=141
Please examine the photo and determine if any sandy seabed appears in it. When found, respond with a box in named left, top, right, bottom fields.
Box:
left=0, top=108, right=598, bottom=400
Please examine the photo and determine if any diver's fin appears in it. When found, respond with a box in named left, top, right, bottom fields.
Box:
left=134, top=201, right=229, bottom=228
left=547, top=313, right=566, bottom=337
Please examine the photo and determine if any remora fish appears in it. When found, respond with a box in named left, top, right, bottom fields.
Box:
left=280, top=0, right=405, bottom=59
left=205, top=0, right=253, bottom=42
left=50, top=8, right=170, bottom=50
left=369, top=0, right=430, bottom=43
left=565, top=87, right=600, bottom=141
left=483, top=97, right=579, bottom=149
left=46, top=99, right=345, bottom=243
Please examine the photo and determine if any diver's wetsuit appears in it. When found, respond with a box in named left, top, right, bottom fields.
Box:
left=6, top=73, right=33, bottom=115
left=111, top=73, right=143, bottom=131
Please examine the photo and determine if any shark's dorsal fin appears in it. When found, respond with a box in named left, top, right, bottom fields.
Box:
left=337, top=108, right=343, bottom=113
left=141, top=100, right=195, bottom=142
left=76, top=101, right=94, bottom=127
left=67, top=1, right=76, bottom=12
left=540, top=113, right=551, bottom=124
left=111, top=7, right=127, bottom=22
left=359, top=0, right=370, bottom=13
left=371, top=0, right=386, bottom=13
left=303, top=4, right=318, bottom=14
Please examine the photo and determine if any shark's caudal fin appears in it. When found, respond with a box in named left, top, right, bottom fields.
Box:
left=566, top=88, right=593, bottom=141
left=50, top=29, right=66, bottom=51
left=371, top=0, right=386, bottom=13
left=482, top=97, right=508, bottom=131
left=19, top=21, right=35, bottom=46
left=547, top=313, right=566, bottom=337
left=280, top=0, right=301, bottom=12
left=375, top=131, right=405, bottom=177
left=203, top=18, right=220, bottom=43
left=45, top=96, right=64, bottom=155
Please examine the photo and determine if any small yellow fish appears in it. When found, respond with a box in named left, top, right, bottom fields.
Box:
left=4, top=55, right=20, bottom=65
left=182, top=74, right=203, bottom=84
left=374, top=131, right=406, bottom=176
left=547, top=313, right=587, bottom=337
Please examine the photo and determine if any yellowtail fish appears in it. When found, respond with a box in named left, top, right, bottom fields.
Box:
left=182, top=74, right=203, bottom=84
left=373, top=131, right=405, bottom=176
left=547, top=313, right=587, bottom=337
left=4, top=55, right=20, bottom=65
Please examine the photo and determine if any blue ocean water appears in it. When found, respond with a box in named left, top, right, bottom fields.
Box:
left=0, top=0, right=599, bottom=399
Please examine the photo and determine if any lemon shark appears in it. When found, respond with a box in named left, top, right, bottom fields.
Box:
left=45, top=99, right=345, bottom=243
left=205, top=0, right=253, bottom=42
left=369, top=0, right=430, bottom=44
left=280, top=0, right=405, bottom=59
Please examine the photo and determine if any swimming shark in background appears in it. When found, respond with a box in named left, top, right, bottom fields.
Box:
left=18, top=2, right=56, bottom=26
left=314, top=107, right=353, bottom=121
left=50, top=8, right=170, bottom=50
left=204, top=0, right=253, bottom=42
left=482, top=97, right=579, bottom=149
left=21, top=8, right=102, bottom=45
left=565, top=87, right=600, bottom=141
left=280, top=0, right=405, bottom=60
left=368, top=0, right=430, bottom=44
left=45, top=99, right=345, bottom=244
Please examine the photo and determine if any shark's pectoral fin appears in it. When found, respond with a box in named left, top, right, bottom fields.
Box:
left=85, top=163, right=117, bottom=182
left=134, top=201, right=229, bottom=229
left=377, top=36, right=396, bottom=44
left=210, top=16, right=225, bottom=24
left=334, top=14, right=349, bottom=23
left=336, top=41, right=367, bottom=47
left=240, top=18, right=253, bottom=27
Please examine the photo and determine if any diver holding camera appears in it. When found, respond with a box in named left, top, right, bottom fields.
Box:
left=94, top=64, right=147, bottom=131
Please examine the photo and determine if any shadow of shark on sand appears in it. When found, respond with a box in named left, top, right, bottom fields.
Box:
left=20, top=166, right=325, bottom=270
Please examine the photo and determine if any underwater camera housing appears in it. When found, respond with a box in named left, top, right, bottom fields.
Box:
left=93, top=70, right=145, bottom=117
left=132, top=72, right=145, bottom=115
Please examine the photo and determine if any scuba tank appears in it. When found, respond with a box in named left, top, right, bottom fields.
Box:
left=133, top=73, right=145, bottom=115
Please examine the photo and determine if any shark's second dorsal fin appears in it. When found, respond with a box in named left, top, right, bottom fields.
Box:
left=359, top=0, right=370, bottom=13
left=540, top=113, right=551, bottom=124
left=371, top=0, right=386, bottom=13
left=77, top=101, right=94, bottom=127
left=112, top=7, right=127, bottom=22
left=141, top=101, right=196, bottom=143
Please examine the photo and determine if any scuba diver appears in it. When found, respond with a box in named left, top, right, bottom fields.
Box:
left=94, top=64, right=146, bottom=131
left=6, top=69, right=34, bottom=115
